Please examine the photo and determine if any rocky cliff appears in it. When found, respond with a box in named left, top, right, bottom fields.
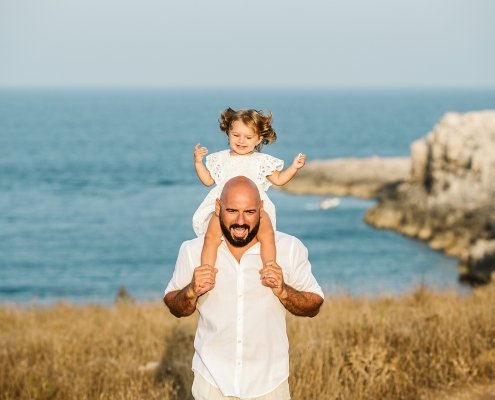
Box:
left=365, top=111, right=495, bottom=283
left=281, top=157, right=410, bottom=199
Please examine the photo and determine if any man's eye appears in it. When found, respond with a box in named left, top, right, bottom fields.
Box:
left=246, top=137, right=252, bottom=140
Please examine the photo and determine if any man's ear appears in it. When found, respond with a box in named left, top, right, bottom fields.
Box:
left=260, top=200, right=264, bottom=216
left=215, top=199, right=220, bottom=216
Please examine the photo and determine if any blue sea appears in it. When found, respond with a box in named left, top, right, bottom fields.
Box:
left=1, top=88, right=494, bottom=305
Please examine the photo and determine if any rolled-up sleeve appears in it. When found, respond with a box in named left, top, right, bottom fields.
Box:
left=164, top=241, right=195, bottom=296
left=287, top=237, right=324, bottom=299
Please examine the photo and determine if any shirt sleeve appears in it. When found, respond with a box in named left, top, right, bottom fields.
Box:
left=260, top=154, right=284, bottom=177
left=205, top=151, right=224, bottom=184
left=286, top=237, right=325, bottom=299
left=164, top=240, right=195, bottom=296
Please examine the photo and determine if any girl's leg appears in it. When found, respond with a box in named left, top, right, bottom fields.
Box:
left=201, top=214, right=222, bottom=268
left=257, top=211, right=276, bottom=267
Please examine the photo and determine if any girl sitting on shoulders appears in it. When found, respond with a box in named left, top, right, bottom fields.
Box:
left=193, top=108, right=306, bottom=282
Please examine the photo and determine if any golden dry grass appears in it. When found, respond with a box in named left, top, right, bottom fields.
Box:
left=1, top=284, right=495, bottom=400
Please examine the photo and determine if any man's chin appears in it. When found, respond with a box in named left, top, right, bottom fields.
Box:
left=228, top=235, right=251, bottom=247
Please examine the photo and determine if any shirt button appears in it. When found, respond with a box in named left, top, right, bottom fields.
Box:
left=239, top=294, right=242, bottom=298
left=238, top=340, right=241, bottom=343
left=237, top=362, right=241, bottom=365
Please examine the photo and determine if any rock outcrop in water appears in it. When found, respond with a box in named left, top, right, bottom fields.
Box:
left=365, top=111, right=495, bottom=283
left=281, top=110, right=495, bottom=283
left=282, top=157, right=410, bottom=199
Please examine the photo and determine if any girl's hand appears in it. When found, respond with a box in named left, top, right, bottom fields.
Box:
left=292, top=153, right=306, bottom=169
left=194, top=143, right=208, bottom=163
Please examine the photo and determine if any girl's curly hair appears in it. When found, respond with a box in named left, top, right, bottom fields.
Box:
left=219, top=108, right=277, bottom=152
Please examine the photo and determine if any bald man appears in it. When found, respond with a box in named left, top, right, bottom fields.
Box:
left=164, top=176, right=324, bottom=400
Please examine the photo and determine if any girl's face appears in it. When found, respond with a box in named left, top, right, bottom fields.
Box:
left=228, top=120, right=262, bottom=155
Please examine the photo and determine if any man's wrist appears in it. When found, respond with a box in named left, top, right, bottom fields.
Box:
left=277, top=285, right=289, bottom=302
left=185, top=283, right=199, bottom=300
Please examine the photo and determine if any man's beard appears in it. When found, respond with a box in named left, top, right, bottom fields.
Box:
left=219, top=213, right=260, bottom=247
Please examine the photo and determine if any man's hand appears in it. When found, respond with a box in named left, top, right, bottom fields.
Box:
left=194, top=143, right=208, bottom=164
left=191, top=264, right=218, bottom=296
left=259, top=260, right=323, bottom=317
left=164, top=264, right=218, bottom=318
left=259, top=261, right=285, bottom=298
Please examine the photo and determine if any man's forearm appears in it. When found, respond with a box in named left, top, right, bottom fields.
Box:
left=164, top=285, right=198, bottom=318
left=278, top=285, right=323, bottom=317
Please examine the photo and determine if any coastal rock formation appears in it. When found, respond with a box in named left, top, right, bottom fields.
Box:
left=281, top=157, right=410, bottom=199
left=365, top=111, right=495, bottom=283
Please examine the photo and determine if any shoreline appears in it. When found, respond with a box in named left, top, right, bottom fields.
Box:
left=280, top=111, right=495, bottom=284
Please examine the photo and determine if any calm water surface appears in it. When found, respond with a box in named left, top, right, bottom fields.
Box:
left=1, top=88, right=494, bottom=304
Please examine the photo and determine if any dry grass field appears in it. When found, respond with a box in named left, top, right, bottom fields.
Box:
left=1, top=284, right=495, bottom=400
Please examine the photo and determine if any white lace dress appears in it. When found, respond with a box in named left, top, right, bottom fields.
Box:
left=192, top=149, right=284, bottom=236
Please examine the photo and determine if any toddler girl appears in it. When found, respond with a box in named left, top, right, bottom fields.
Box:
left=193, top=108, right=306, bottom=274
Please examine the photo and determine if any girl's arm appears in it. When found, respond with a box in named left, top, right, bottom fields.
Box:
left=267, top=153, right=306, bottom=186
left=194, top=143, right=215, bottom=186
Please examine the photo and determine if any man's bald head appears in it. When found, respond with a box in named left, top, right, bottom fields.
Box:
left=220, top=176, right=261, bottom=208
left=216, top=176, right=262, bottom=248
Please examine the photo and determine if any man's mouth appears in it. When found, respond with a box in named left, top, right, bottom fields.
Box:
left=232, top=227, right=247, bottom=238
left=230, top=224, right=249, bottom=239
left=220, top=217, right=259, bottom=248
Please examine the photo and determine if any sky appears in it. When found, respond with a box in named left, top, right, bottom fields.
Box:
left=0, top=0, right=494, bottom=88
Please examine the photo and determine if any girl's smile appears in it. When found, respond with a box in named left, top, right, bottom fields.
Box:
left=228, top=120, right=262, bottom=155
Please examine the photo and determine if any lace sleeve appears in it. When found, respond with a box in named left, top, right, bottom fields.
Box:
left=260, top=154, right=284, bottom=177
left=205, top=151, right=225, bottom=184
left=258, top=154, right=284, bottom=191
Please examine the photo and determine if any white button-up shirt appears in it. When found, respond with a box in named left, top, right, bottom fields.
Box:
left=164, top=232, right=324, bottom=399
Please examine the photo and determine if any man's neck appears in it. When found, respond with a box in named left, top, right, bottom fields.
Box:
left=225, top=238, right=259, bottom=263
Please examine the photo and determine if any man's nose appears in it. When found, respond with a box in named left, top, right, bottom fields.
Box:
left=235, top=213, right=245, bottom=225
